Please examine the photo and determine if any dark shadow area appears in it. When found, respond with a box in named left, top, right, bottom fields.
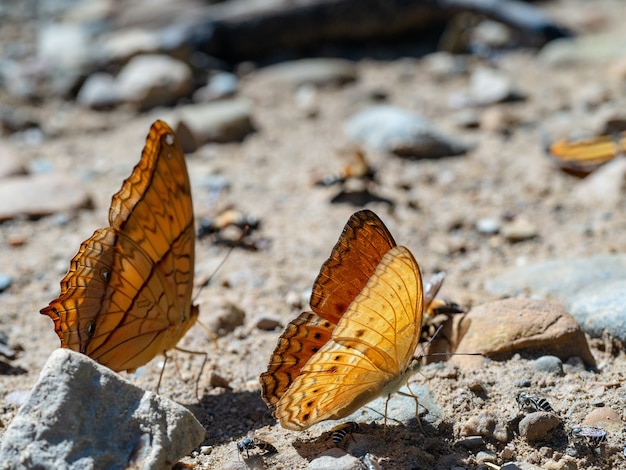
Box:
left=329, top=189, right=394, bottom=207
left=187, top=388, right=277, bottom=446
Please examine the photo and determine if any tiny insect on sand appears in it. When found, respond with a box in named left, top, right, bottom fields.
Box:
left=516, top=391, right=555, bottom=414
left=236, top=431, right=277, bottom=458
left=569, top=426, right=608, bottom=449
left=328, top=421, right=360, bottom=445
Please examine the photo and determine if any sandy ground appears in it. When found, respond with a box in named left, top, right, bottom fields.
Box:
left=2, top=1, right=626, bottom=469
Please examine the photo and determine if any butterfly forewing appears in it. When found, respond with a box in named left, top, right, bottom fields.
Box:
left=310, top=210, right=396, bottom=325
left=41, top=120, right=198, bottom=372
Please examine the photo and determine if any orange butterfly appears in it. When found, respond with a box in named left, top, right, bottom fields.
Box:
left=547, top=132, right=625, bottom=176
left=41, top=120, right=198, bottom=373
left=260, top=210, right=436, bottom=430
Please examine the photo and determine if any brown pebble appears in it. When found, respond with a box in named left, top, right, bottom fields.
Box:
left=519, top=412, right=561, bottom=441
left=449, top=297, right=596, bottom=370
left=255, top=316, right=282, bottom=331
left=208, top=371, right=230, bottom=388
left=582, top=406, right=623, bottom=431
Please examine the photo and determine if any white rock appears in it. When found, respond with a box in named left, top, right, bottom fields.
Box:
left=76, top=72, right=119, bottom=109
left=115, top=54, right=193, bottom=110
left=174, top=99, right=254, bottom=150
left=0, top=349, right=205, bottom=469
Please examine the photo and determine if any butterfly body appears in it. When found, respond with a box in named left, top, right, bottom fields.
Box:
left=41, top=121, right=197, bottom=373
left=261, top=210, right=427, bottom=431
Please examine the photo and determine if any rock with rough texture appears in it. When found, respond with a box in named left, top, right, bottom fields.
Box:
left=484, top=255, right=626, bottom=300
left=256, top=58, right=357, bottom=88
left=0, top=173, right=92, bottom=221
left=307, top=448, right=361, bottom=470
left=0, top=349, right=205, bottom=469
left=518, top=412, right=561, bottom=441
left=174, top=99, right=255, bottom=151
left=460, top=412, right=508, bottom=442
left=571, top=282, right=626, bottom=341
left=344, top=106, right=471, bottom=158
left=582, top=407, right=622, bottom=432
left=485, top=255, right=626, bottom=341
left=450, top=298, right=596, bottom=370
left=115, top=54, right=193, bottom=110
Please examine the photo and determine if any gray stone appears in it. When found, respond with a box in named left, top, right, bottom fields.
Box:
left=484, top=255, right=626, bottom=300
left=341, top=383, right=441, bottom=426
left=76, top=72, right=119, bottom=109
left=307, top=448, right=361, bottom=470
left=485, top=255, right=626, bottom=342
left=344, top=105, right=470, bottom=158
left=0, top=273, right=11, bottom=293
left=569, top=280, right=626, bottom=341
left=0, top=173, right=92, bottom=221
left=115, top=54, right=193, bottom=110
left=469, top=67, right=524, bottom=105
left=538, top=35, right=626, bottom=66
left=532, top=355, right=564, bottom=375
left=258, top=58, right=357, bottom=88
left=193, top=72, right=238, bottom=102
left=99, top=29, right=163, bottom=65
left=174, top=99, right=254, bottom=150
left=0, top=349, right=205, bottom=469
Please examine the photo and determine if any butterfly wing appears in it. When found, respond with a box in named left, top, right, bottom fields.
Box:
left=275, top=246, right=423, bottom=430
left=260, top=210, right=396, bottom=408
left=41, top=120, right=197, bottom=372
left=260, top=311, right=334, bottom=411
left=310, top=209, right=396, bottom=324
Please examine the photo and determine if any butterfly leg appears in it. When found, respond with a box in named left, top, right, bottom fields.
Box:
left=156, top=351, right=171, bottom=394
left=175, top=346, right=210, bottom=401
left=383, top=394, right=391, bottom=437
left=403, top=382, right=424, bottom=433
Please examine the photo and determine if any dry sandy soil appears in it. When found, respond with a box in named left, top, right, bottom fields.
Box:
left=1, top=1, right=626, bottom=469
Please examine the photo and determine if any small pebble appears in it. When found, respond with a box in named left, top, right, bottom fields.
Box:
left=519, top=412, right=561, bottom=441
left=0, top=273, right=12, bottom=293
left=456, top=436, right=484, bottom=449
left=532, top=356, right=564, bottom=375
left=254, top=315, right=282, bottom=331
left=208, top=371, right=230, bottom=388
left=476, top=218, right=500, bottom=235
left=582, top=406, right=622, bottom=431
left=200, top=445, right=212, bottom=455
left=476, top=450, right=497, bottom=463
left=501, top=217, right=538, bottom=242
